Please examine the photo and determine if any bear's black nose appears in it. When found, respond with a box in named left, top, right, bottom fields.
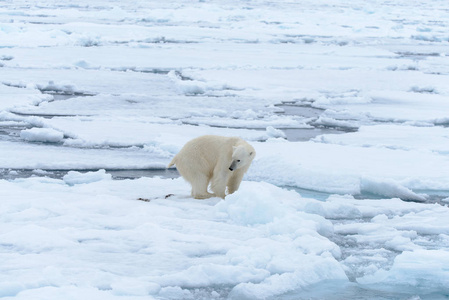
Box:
left=229, top=167, right=233, bottom=171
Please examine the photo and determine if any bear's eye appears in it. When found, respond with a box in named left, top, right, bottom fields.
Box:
left=237, top=160, right=241, bottom=162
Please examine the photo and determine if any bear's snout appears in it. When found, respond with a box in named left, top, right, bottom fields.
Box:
left=229, top=160, right=238, bottom=171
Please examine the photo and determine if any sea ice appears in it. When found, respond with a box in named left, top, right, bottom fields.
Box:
left=250, top=141, right=449, bottom=196
left=0, top=83, right=51, bottom=111
left=360, top=177, right=427, bottom=202
left=358, top=249, right=449, bottom=294
left=1, top=0, right=449, bottom=299
left=19, top=128, right=64, bottom=143
left=314, top=124, right=449, bottom=154
left=0, top=177, right=349, bottom=299
left=63, top=169, right=112, bottom=186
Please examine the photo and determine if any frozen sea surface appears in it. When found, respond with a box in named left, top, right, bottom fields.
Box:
left=1, top=0, right=449, bottom=299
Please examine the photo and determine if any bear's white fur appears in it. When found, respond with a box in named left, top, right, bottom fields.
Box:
left=167, top=135, right=256, bottom=199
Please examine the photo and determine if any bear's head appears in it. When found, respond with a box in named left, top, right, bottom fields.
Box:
left=229, top=145, right=255, bottom=171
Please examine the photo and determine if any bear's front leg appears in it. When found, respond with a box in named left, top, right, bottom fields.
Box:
left=227, top=169, right=245, bottom=194
left=210, top=170, right=229, bottom=199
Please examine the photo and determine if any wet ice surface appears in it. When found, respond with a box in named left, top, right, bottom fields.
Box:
left=1, top=0, right=449, bottom=299
left=0, top=168, right=180, bottom=181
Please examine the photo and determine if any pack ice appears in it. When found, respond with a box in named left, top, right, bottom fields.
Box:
left=0, top=0, right=448, bottom=299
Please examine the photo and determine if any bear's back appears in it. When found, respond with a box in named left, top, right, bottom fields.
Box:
left=183, top=135, right=241, bottom=166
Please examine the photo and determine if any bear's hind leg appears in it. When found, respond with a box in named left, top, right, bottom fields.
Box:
left=191, top=173, right=214, bottom=199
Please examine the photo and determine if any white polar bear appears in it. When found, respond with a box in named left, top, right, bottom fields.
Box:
left=167, top=135, right=256, bottom=199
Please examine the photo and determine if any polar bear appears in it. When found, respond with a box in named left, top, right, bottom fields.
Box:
left=167, top=135, right=256, bottom=199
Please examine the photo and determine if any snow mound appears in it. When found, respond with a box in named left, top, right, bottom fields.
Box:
left=20, top=128, right=64, bottom=143
left=63, top=169, right=112, bottom=186
left=215, top=181, right=290, bottom=225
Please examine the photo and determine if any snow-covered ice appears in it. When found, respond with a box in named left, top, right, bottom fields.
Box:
left=1, top=0, right=449, bottom=299
left=20, top=127, right=64, bottom=143
left=0, top=177, right=345, bottom=299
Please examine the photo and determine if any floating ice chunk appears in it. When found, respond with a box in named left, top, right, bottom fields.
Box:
left=63, top=169, right=111, bottom=186
left=32, top=169, right=51, bottom=175
left=8, top=170, right=19, bottom=176
left=360, top=177, right=427, bottom=201
left=265, top=126, right=286, bottom=138
left=20, top=128, right=64, bottom=143
left=313, top=116, right=358, bottom=129
left=358, top=249, right=449, bottom=294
